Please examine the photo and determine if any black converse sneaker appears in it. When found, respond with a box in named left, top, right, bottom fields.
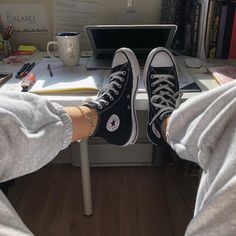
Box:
left=143, top=47, right=182, bottom=146
left=84, top=48, right=140, bottom=146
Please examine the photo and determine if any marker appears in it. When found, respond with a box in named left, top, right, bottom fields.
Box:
left=19, top=62, right=35, bottom=79
left=15, top=63, right=29, bottom=78
left=21, top=73, right=36, bottom=92
left=47, top=63, right=53, bottom=77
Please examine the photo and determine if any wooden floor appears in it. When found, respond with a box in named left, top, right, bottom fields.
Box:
left=7, top=164, right=199, bottom=236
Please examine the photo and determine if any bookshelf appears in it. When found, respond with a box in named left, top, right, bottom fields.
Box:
left=161, top=0, right=236, bottom=60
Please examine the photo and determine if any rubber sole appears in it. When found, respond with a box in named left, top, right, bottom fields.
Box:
left=116, top=48, right=140, bottom=146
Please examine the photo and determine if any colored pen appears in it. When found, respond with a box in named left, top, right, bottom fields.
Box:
left=3, top=25, right=12, bottom=40
left=21, top=73, right=36, bottom=92
left=47, top=63, right=53, bottom=77
left=15, top=63, right=29, bottom=78
left=19, top=62, right=35, bottom=79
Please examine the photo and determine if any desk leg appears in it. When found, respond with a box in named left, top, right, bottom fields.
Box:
left=79, top=140, right=93, bottom=216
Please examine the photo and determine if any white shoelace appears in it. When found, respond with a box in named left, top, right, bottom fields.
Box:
left=95, top=71, right=125, bottom=109
left=149, top=74, right=182, bottom=125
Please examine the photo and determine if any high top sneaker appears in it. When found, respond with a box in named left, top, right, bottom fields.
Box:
left=84, top=48, right=140, bottom=146
left=143, top=47, right=182, bottom=146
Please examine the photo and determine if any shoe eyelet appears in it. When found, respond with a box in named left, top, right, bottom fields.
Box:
left=151, top=83, right=155, bottom=87
left=121, top=78, right=125, bottom=82
left=98, top=105, right=103, bottom=109
left=127, top=105, right=131, bottom=110
left=122, top=71, right=126, bottom=75
left=160, top=115, right=163, bottom=120
left=117, top=85, right=121, bottom=88
left=110, top=97, right=114, bottom=101
left=115, top=91, right=119, bottom=95
left=105, top=101, right=109, bottom=105
left=127, top=94, right=130, bottom=99
left=151, top=74, right=154, bottom=79
left=152, top=91, right=156, bottom=95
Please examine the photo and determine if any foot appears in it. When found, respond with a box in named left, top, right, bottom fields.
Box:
left=84, top=48, right=140, bottom=146
left=143, top=47, right=182, bottom=146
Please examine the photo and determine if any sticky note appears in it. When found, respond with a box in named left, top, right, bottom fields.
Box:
left=18, top=45, right=37, bottom=52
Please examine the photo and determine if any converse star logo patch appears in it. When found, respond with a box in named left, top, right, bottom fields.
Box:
left=106, top=114, right=120, bottom=132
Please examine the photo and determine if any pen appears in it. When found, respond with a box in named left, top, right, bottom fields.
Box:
left=15, top=63, right=29, bottom=78
left=21, top=73, right=36, bottom=92
left=47, top=63, right=53, bottom=77
left=3, top=24, right=12, bottom=40
left=19, top=62, right=35, bottom=79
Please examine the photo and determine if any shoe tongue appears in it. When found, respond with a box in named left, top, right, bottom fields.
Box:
left=152, top=66, right=174, bottom=75
left=109, top=62, right=128, bottom=84
left=111, top=62, right=128, bottom=74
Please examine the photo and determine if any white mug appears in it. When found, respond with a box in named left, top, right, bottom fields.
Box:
left=47, top=32, right=80, bottom=66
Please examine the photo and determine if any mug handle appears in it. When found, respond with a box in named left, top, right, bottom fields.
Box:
left=47, top=41, right=58, bottom=58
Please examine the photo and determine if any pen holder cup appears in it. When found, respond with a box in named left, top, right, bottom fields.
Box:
left=2, top=40, right=12, bottom=58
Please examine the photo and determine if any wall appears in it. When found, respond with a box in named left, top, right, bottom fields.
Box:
left=0, top=0, right=161, bottom=164
left=0, top=0, right=162, bottom=50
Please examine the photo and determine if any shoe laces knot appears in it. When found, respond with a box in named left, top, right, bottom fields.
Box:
left=149, top=74, right=182, bottom=125
left=95, top=70, right=126, bottom=109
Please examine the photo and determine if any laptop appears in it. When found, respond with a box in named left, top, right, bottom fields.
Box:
left=85, top=24, right=177, bottom=69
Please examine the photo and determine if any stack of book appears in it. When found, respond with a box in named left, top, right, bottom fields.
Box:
left=14, top=45, right=38, bottom=56
left=161, top=0, right=202, bottom=57
left=161, top=0, right=236, bottom=59
left=204, top=0, right=236, bottom=59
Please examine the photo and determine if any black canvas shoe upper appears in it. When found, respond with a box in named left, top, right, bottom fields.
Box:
left=144, top=47, right=182, bottom=146
left=84, top=48, right=140, bottom=146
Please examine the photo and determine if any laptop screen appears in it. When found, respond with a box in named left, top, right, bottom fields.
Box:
left=86, top=25, right=177, bottom=55
left=91, top=28, right=171, bottom=51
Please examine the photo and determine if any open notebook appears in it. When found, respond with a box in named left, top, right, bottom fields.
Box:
left=29, top=58, right=106, bottom=94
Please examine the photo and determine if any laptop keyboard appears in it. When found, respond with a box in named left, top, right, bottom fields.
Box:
left=96, top=53, right=113, bottom=60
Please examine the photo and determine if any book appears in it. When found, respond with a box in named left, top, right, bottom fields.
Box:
left=204, top=0, right=216, bottom=58
left=190, top=1, right=201, bottom=57
left=208, top=1, right=223, bottom=58
left=175, top=57, right=202, bottom=92
left=12, top=45, right=39, bottom=61
left=228, top=9, right=236, bottom=58
left=221, top=1, right=236, bottom=59
left=197, top=0, right=210, bottom=59
left=207, top=65, right=236, bottom=84
left=216, top=4, right=228, bottom=58
left=160, top=0, right=186, bottom=52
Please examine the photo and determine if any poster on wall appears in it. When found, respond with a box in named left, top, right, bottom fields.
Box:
left=53, top=0, right=99, bottom=49
left=0, top=4, right=49, bottom=32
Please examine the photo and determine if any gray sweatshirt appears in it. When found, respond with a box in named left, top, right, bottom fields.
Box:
left=1, top=80, right=236, bottom=235
left=0, top=91, right=73, bottom=235
left=167, top=80, right=236, bottom=235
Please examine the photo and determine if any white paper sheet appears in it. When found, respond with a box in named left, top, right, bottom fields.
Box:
left=0, top=4, right=48, bottom=32
left=53, top=0, right=98, bottom=46
left=30, top=58, right=105, bottom=94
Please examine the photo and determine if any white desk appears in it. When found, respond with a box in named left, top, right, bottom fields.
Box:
left=0, top=52, right=218, bottom=216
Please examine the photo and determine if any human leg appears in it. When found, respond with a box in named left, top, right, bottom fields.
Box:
left=143, top=47, right=182, bottom=146
left=0, top=190, right=33, bottom=235
left=84, top=47, right=140, bottom=146
left=144, top=47, right=236, bottom=235
left=166, top=82, right=236, bottom=235
left=0, top=47, right=140, bottom=235
left=64, top=106, right=98, bottom=141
